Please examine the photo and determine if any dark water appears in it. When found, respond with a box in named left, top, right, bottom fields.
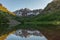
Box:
left=5, top=29, right=47, bottom=40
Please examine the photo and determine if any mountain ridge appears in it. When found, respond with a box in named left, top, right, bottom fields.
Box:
left=0, top=3, right=15, bottom=16
left=14, top=8, right=42, bottom=16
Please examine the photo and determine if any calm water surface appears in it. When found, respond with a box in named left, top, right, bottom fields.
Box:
left=5, top=29, right=47, bottom=40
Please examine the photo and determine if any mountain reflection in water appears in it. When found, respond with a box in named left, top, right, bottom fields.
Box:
left=5, top=29, right=47, bottom=40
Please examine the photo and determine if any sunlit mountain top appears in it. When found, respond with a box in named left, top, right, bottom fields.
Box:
left=0, top=3, right=8, bottom=12
left=0, top=3, right=15, bottom=16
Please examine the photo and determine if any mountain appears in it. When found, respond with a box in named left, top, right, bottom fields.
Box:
left=43, top=0, right=60, bottom=13
left=33, top=0, right=60, bottom=21
left=0, top=4, right=20, bottom=36
left=0, top=3, right=15, bottom=16
left=31, top=0, right=60, bottom=40
left=14, top=8, right=42, bottom=16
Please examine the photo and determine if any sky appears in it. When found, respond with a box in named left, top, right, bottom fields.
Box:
left=0, top=0, right=53, bottom=12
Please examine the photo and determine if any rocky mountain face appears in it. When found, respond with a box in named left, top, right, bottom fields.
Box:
left=43, top=0, right=60, bottom=13
left=14, top=8, right=42, bottom=16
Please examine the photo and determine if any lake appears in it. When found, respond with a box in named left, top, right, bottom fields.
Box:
left=5, top=29, right=47, bottom=40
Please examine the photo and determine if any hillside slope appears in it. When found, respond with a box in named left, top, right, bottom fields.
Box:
left=0, top=3, right=15, bottom=16
left=0, top=4, right=20, bottom=36
left=33, top=0, right=60, bottom=22
left=33, top=0, right=60, bottom=40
